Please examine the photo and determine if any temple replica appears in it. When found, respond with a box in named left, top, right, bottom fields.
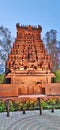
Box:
left=0, top=23, right=60, bottom=98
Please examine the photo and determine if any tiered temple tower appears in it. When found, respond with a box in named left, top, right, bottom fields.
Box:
left=5, top=23, right=55, bottom=96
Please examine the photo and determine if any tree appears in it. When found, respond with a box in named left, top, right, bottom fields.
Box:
left=57, top=41, right=60, bottom=68
left=45, top=29, right=60, bottom=71
left=54, top=70, right=60, bottom=83
left=0, top=26, right=14, bottom=73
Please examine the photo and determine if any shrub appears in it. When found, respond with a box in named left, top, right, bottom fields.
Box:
left=0, top=74, right=5, bottom=84
left=13, top=100, right=23, bottom=111
left=47, top=99, right=56, bottom=106
left=9, top=100, right=15, bottom=112
left=0, top=100, right=6, bottom=112
left=41, top=100, right=48, bottom=109
left=54, top=70, right=60, bottom=83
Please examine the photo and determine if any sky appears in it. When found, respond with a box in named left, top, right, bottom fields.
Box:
left=0, top=0, right=60, bottom=40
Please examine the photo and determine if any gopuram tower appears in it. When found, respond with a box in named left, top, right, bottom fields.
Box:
left=5, top=23, right=55, bottom=96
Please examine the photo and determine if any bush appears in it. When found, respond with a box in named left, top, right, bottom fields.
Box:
left=0, top=74, right=5, bottom=84
left=0, top=100, right=6, bottom=112
left=41, top=100, right=48, bottom=109
left=56, top=98, right=60, bottom=105
left=9, top=100, right=15, bottom=112
left=55, top=105, right=60, bottom=109
left=13, top=100, right=23, bottom=111
left=0, top=98, right=60, bottom=112
left=47, top=99, right=56, bottom=105
left=54, top=70, right=60, bottom=83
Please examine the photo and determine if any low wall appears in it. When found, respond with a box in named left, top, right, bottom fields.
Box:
left=0, top=83, right=60, bottom=98
left=45, top=83, right=60, bottom=96
left=0, top=84, right=18, bottom=97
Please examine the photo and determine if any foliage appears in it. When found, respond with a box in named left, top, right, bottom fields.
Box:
left=55, top=98, right=60, bottom=109
left=0, top=26, right=14, bottom=74
left=45, top=29, right=60, bottom=71
left=0, top=26, right=12, bottom=60
left=13, top=100, right=23, bottom=111
left=28, top=99, right=36, bottom=110
left=54, top=70, right=60, bottom=83
left=9, top=100, right=15, bottom=112
left=55, top=71, right=60, bottom=83
left=41, top=100, right=48, bottom=109
left=0, top=100, right=6, bottom=112
left=0, top=98, right=60, bottom=112
left=56, top=98, right=60, bottom=105
left=0, top=74, right=5, bottom=83
left=47, top=98, right=56, bottom=105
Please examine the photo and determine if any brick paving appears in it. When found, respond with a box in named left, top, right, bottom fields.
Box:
left=0, top=110, right=60, bottom=130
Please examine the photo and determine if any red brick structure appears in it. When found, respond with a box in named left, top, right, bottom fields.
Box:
left=0, top=23, right=60, bottom=97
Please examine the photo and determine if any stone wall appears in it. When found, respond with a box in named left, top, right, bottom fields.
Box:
left=45, top=83, right=60, bottom=95
left=0, top=84, right=18, bottom=97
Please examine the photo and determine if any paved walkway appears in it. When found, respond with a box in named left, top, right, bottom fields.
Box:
left=0, top=110, right=60, bottom=130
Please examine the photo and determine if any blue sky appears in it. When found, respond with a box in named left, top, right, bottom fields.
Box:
left=0, top=0, right=60, bottom=40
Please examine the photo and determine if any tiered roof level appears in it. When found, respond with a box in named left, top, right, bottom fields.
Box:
left=6, top=23, right=52, bottom=75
